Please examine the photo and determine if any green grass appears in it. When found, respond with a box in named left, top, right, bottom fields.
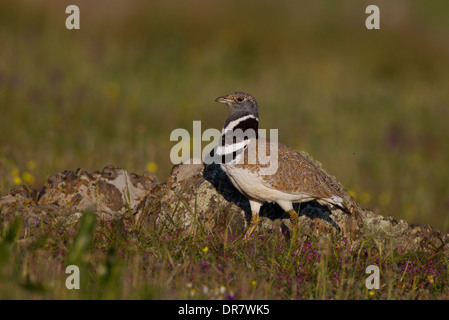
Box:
left=0, top=210, right=447, bottom=299
left=1, top=0, right=449, bottom=299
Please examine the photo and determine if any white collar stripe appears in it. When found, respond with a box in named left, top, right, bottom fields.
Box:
left=215, top=139, right=250, bottom=156
left=222, top=115, right=259, bottom=134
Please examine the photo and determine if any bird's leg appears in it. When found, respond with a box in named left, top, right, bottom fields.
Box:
left=243, top=211, right=260, bottom=241
left=244, top=200, right=262, bottom=241
left=288, top=209, right=299, bottom=238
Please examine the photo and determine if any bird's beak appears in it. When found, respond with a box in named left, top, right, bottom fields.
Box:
left=215, top=96, right=230, bottom=104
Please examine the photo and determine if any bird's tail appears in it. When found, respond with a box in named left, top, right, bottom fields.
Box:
left=319, top=194, right=364, bottom=239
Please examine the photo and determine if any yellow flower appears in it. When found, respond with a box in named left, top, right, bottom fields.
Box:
left=251, top=280, right=257, bottom=288
left=202, top=246, right=209, bottom=253
left=22, top=172, right=35, bottom=185
left=427, top=275, right=434, bottom=284
left=146, top=162, right=158, bottom=173
left=13, top=176, right=22, bottom=185
left=368, top=290, right=375, bottom=297
left=348, top=189, right=356, bottom=199
left=359, top=192, right=371, bottom=204
left=10, top=167, right=20, bottom=177
left=26, top=160, right=37, bottom=171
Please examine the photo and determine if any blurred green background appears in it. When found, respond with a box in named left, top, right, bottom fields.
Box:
left=0, top=0, right=448, bottom=230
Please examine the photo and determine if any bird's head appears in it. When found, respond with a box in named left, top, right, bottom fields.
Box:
left=215, top=91, right=259, bottom=118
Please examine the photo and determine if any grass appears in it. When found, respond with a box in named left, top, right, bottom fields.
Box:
left=0, top=209, right=447, bottom=299
left=0, top=0, right=449, bottom=299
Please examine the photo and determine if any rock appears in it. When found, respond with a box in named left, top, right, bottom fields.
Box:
left=0, top=165, right=158, bottom=227
left=134, top=163, right=249, bottom=238
left=135, top=162, right=363, bottom=241
left=0, top=162, right=448, bottom=254
left=134, top=161, right=448, bottom=253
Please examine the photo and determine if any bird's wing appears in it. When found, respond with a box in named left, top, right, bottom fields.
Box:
left=256, top=140, right=348, bottom=200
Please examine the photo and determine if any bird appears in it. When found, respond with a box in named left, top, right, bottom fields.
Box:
left=213, top=91, right=362, bottom=240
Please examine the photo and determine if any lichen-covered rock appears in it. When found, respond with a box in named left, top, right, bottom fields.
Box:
left=0, top=165, right=158, bottom=226
left=360, top=210, right=448, bottom=252
left=135, top=162, right=364, bottom=240
left=134, top=163, right=248, bottom=237
left=38, top=165, right=157, bottom=219
left=134, top=161, right=448, bottom=253
left=0, top=161, right=447, bottom=254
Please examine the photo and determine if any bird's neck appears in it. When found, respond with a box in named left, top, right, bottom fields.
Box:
left=214, top=112, right=259, bottom=164
left=222, top=112, right=259, bottom=138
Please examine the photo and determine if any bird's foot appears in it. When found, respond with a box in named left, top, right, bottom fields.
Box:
left=243, top=212, right=260, bottom=241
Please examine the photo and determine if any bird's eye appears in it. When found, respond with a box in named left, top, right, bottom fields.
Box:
left=236, top=97, right=244, bottom=102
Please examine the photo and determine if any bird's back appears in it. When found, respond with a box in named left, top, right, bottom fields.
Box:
left=235, top=139, right=351, bottom=203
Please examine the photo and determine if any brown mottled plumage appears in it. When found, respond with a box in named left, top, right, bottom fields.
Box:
left=235, top=139, right=354, bottom=209
left=259, top=142, right=344, bottom=197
